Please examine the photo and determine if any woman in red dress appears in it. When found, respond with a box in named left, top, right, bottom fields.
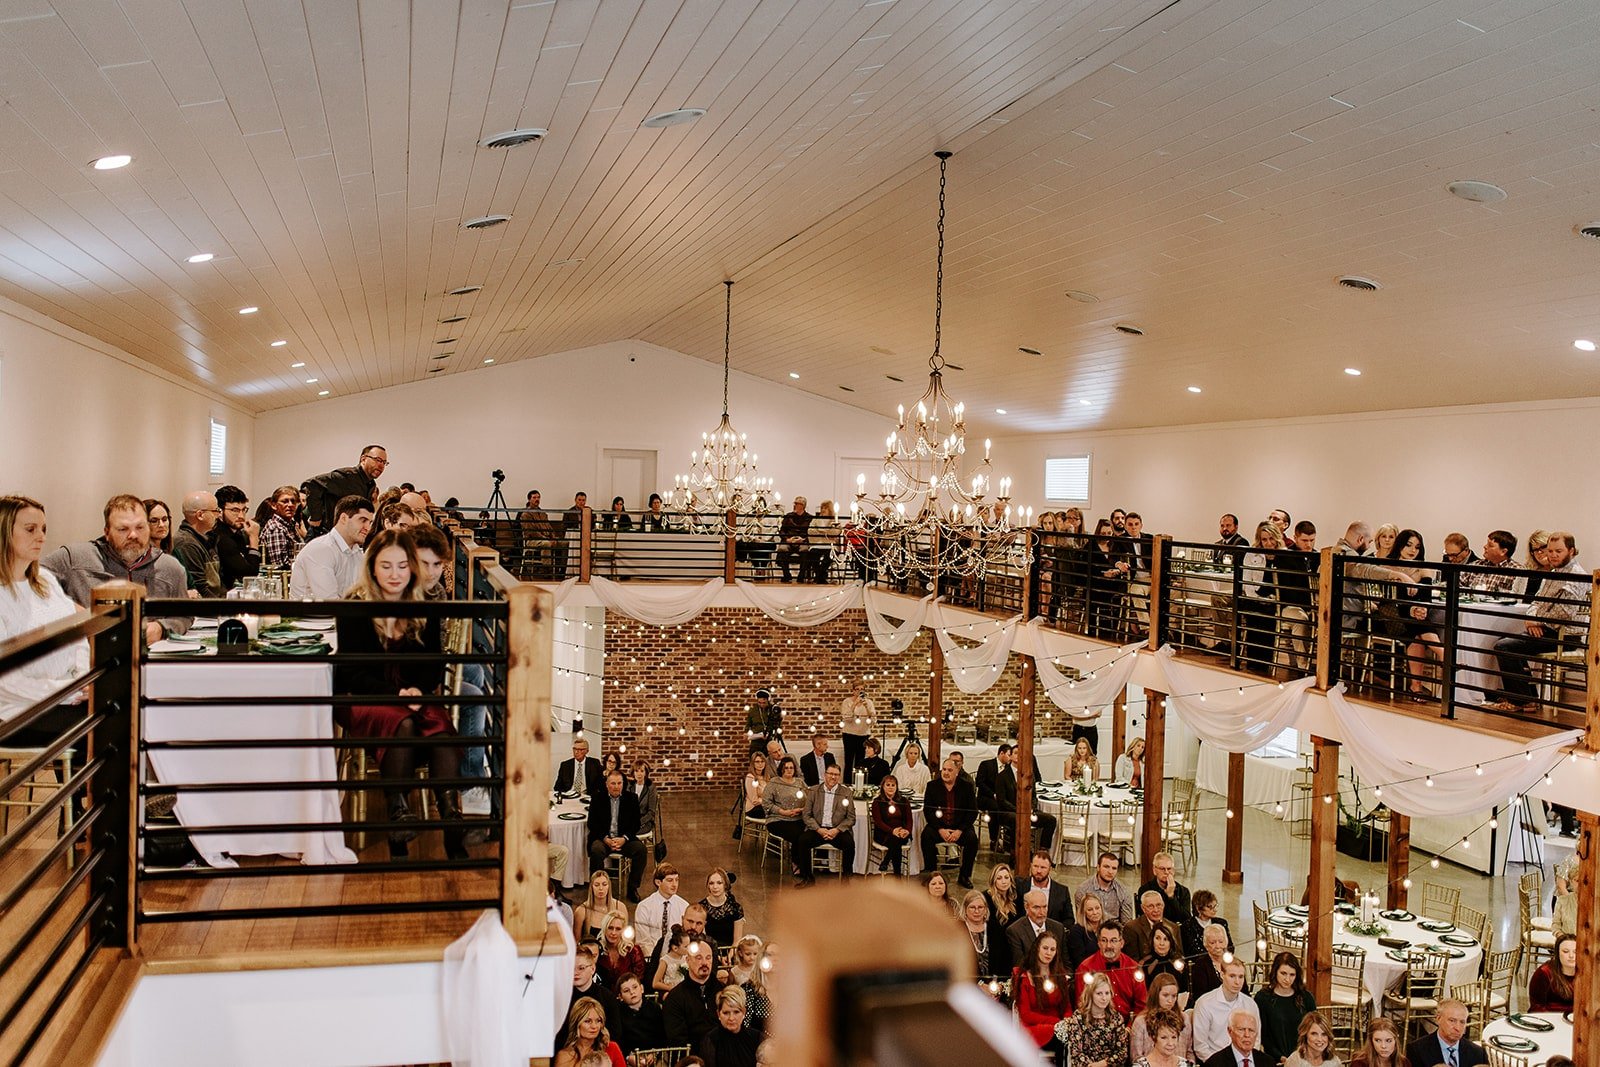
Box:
left=1013, top=931, right=1072, bottom=1058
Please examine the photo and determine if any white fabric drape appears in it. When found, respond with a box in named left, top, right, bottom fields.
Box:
left=1325, top=683, right=1582, bottom=817
left=932, top=606, right=1022, bottom=694
left=863, top=589, right=935, bottom=654
left=441, top=910, right=523, bottom=1066
left=1153, top=645, right=1315, bottom=753
left=1029, top=621, right=1143, bottom=720
left=545, top=576, right=579, bottom=608
left=735, top=579, right=863, bottom=627
left=588, top=576, right=725, bottom=626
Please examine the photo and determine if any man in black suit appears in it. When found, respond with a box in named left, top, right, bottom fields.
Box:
left=1005, top=887, right=1068, bottom=967
left=555, top=735, right=604, bottom=798
left=974, top=744, right=1009, bottom=848
left=1404, top=1000, right=1488, bottom=1066
left=995, top=755, right=1058, bottom=855
left=1021, top=851, right=1073, bottom=926
left=920, top=757, right=979, bottom=888
left=1200, top=1009, right=1263, bottom=1067
left=586, top=770, right=647, bottom=900
left=798, top=734, right=837, bottom=786
left=1138, top=850, right=1193, bottom=923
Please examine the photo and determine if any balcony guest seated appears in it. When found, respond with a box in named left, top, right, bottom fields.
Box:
left=777, top=496, right=813, bottom=582
left=334, top=528, right=467, bottom=860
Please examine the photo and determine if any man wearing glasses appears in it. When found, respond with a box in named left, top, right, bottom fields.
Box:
left=213, top=485, right=262, bottom=591
left=302, top=444, right=388, bottom=536
left=172, top=490, right=224, bottom=597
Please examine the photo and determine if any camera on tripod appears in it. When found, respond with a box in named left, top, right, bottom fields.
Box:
left=491, top=468, right=505, bottom=486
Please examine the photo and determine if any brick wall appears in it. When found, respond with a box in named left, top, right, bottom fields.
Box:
left=600, top=607, right=1041, bottom=790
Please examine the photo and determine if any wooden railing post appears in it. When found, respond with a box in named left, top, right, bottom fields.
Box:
left=578, top=507, right=592, bottom=584
left=465, top=545, right=497, bottom=599
left=1387, top=813, right=1411, bottom=910
left=724, top=510, right=738, bottom=583
left=1013, top=654, right=1037, bottom=877
left=1315, top=547, right=1336, bottom=690
left=501, top=580, right=552, bottom=944
left=1148, top=534, right=1168, bottom=651
left=1306, top=736, right=1340, bottom=1003
left=1140, top=690, right=1166, bottom=880
left=89, top=581, right=142, bottom=953
left=1222, top=751, right=1244, bottom=884
left=928, top=639, right=944, bottom=767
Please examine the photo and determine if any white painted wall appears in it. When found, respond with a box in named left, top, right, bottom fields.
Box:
left=995, top=398, right=1600, bottom=552
left=252, top=341, right=895, bottom=512
left=0, top=296, right=255, bottom=544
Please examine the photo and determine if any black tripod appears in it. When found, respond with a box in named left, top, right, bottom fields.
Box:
left=486, top=473, right=508, bottom=515
left=891, top=718, right=923, bottom=767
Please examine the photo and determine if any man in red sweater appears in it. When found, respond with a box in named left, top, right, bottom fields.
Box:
left=1072, top=919, right=1147, bottom=1015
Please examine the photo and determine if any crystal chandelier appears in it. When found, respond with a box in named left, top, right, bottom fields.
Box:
left=670, top=281, right=779, bottom=526
left=854, top=151, right=1031, bottom=583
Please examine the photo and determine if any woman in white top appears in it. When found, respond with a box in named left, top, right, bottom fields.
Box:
left=1113, top=737, right=1145, bottom=788
left=893, top=742, right=932, bottom=794
left=0, top=496, right=90, bottom=738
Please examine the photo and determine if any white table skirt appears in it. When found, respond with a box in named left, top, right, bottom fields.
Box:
left=144, top=659, right=357, bottom=868
left=850, top=797, right=925, bottom=875
left=1267, top=906, right=1482, bottom=1011
left=550, top=799, right=590, bottom=887
left=1452, top=599, right=1528, bottom=706
left=1481, top=1010, right=1570, bottom=1064
left=1196, top=745, right=1304, bottom=820
left=1044, top=782, right=1142, bottom=861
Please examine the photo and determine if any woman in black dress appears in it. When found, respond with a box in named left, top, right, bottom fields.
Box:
left=335, top=528, right=466, bottom=859
left=1088, top=519, right=1130, bottom=640
left=870, top=774, right=915, bottom=874
left=700, top=985, right=761, bottom=1067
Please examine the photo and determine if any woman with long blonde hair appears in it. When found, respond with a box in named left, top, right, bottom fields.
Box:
left=0, top=495, right=89, bottom=736
left=335, top=528, right=465, bottom=859
left=573, top=869, right=628, bottom=941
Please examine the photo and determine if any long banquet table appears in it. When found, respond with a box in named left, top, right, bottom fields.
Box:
left=144, top=636, right=356, bottom=868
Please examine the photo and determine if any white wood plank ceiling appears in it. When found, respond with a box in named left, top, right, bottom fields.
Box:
left=0, top=0, right=1597, bottom=432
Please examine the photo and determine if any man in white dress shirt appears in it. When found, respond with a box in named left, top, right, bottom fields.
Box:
left=633, top=862, right=688, bottom=957
left=1192, top=959, right=1261, bottom=1061
left=288, top=495, right=373, bottom=599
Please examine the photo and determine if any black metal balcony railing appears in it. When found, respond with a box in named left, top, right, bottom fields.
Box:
left=1162, top=539, right=1321, bottom=677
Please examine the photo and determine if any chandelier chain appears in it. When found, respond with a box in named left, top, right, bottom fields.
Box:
left=931, top=152, right=947, bottom=372
left=722, top=279, right=733, bottom=417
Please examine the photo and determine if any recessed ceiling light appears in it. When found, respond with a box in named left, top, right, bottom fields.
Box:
left=290, top=362, right=306, bottom=369
left=318, top=390, right=330, bottom=396
left=1344, top=367, right=1362, bottom=376
left=305, top=378, right=318, bottom=384
left=1575, top=223, right=1600, bottom=241
left=1018, top=347, right=1042, bottom=356
left=483, top=358, right=495, bottom=364
left=1337, top=275, right=1381, bottom=292
left=1575, top=339, right=1597, bottom=352
left=641, top=108, right=706, bottom=128
left=1079, top=399, right=1093, bottom=406
left=186, top=252, right=214, bottom=264
left=869, top=346, right=895, bottom=356
left=239, top=306, right=259, bottom=315
left=462, top=214, right=511, bottom=230
left=789, top=372, right=800, bottom=379
left=1447, top=179, right=1506, bottom=203
left=479, top=128, right=548, bottom=149
left=271, top=339, right=287, bottom=347
left=445, top=285, right=482, bottom=296
left=995, top=408, right=1008, bottom=415
left=1113, top=323, right=1144, bottom=336
left=1187, top=385, right=1202, bottom=394
left=90, top=154, right=132, bottom=170
left=1065, top=290, right=1099, bottom=304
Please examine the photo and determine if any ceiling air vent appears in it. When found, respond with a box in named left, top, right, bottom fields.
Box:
left=438, top=315, right=467, bottom=324
left=463, top=214, right=511, bottom=230
left=838, top=385, right=855, bottom=393
left=886, top=375, right=904, bottom=383
left=446, top=285, right=482, bottom=296
left=479, top=128, right=547, bottom=149
left=1019, top=346, right=1042, bottom=356
left=1337, top=276, right=1381, bottom=292
left=1113, top=323, right=1144, bottom=336
left=432, top=352, right=453, bottom=360
left=436, top=337, right=459, bottom=345
left=1576, top=223, right=1600, bottom=240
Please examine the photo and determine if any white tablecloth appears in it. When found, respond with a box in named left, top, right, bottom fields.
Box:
left=850, top=796, right=925, bottom=875
left=1044, top=782, right=1143, bottom=861
left=550, top=798, right=590, bottom=887
left=1267, top=906, right=1482, bottom=1010
left=1482, top=1010, right=1571, bottom=1065
left=144, top=657, right=357, bottom=868
left=1196, top=745, right=1305, bottom=820
left=1452, top=598, right=1527, bottom=706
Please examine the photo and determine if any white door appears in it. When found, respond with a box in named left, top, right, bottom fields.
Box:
left=601, top=449, right=658, bottom=510
left=836, top=455, right=884, bottom=510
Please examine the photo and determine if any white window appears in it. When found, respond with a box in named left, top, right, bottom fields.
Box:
left=1043, top=454, right=1091, bottom=503
left=209, top=419, right=227, bottom=478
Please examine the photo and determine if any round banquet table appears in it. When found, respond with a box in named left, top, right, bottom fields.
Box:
left=1042, top=781, right=1144, bottom=861
left=550, top=796, right=590, bottom=887
left=1267, top=906, right=1483, bottom=1011
left=1481, top=1010, right=1571, bottom=1065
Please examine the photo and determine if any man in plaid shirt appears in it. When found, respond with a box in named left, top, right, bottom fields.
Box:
left=260, top=484, right=303, bottom=567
